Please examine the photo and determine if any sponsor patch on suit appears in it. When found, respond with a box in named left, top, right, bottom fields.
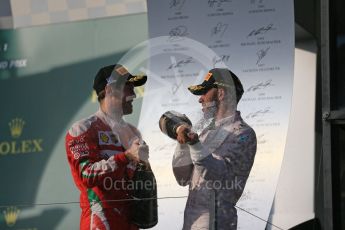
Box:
left=98, top=131, right=120, bottom=146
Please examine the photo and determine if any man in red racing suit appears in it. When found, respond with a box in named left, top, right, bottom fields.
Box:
left=65, top=64, right=148, bottom=230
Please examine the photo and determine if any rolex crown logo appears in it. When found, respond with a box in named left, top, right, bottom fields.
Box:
left=8, top=118, right=25, bottom=138
left=3, top=206, right=20, bottom=227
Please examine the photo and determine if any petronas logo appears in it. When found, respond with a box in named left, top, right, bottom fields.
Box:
left=3, top=206, right=20, bottom=227
left=8, top=118, right=25, bottom=138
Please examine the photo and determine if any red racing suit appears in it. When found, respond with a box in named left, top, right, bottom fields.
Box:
left=65, top=109, right=140, bottom=230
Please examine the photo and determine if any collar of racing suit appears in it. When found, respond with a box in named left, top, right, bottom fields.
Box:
left=96, top=108, right=126, bottom=127
left=214, top=111, right=240, bottom=128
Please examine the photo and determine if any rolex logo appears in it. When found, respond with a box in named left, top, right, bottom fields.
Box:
left=0, top=118, right=44, bottom=157
left=8, top=118, right=25, bottom=138
left=3, top=206, right=20, bottom=227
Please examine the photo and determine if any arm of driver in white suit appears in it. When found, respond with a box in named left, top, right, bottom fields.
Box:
left=189, top=126, right=257, bottom=182
left=172, top=143, right=194, bottom=186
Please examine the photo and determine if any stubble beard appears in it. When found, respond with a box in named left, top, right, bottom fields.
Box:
left=193, top=100, right=218, bottom=132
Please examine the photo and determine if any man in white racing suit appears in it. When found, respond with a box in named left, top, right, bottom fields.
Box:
left=172, top=68, right=257, bottom=230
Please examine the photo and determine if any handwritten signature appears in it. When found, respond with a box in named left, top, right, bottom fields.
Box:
left=167, top=57, right=194, bottom=70
left=213, top=55, right=230, bottom=67
left=246, top=79, right=274, bottom=92
left=169, top=0, right=186, bottom=10
left=208, top=0, right=232, bottom=8
left=239, top=190, right=251, bottom=201
left=256, top=47, right=270, bottom=65
left=171, top=80, right=183, bottom=95
left=168, top=25, right=189, bottom=41
left=211, top=22, right=228, bottom=37
left=246, top=107, right=271, bottom=119
left=257, top=133, right=267, bottom=145
left=247, top=23, right=276, bottom=37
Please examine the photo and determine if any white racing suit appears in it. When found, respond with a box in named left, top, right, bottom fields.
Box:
left=172, top=111, right=257, bottom=230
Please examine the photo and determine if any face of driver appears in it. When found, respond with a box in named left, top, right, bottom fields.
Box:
left=121, top=83, right=136, bottom=115
left=198, top=87, right=219, bottom=119
left=104, top=82, right=136, bottom=117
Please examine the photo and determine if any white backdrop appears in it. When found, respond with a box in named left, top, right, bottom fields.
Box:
left=138, top=0, right=295, bottom=229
